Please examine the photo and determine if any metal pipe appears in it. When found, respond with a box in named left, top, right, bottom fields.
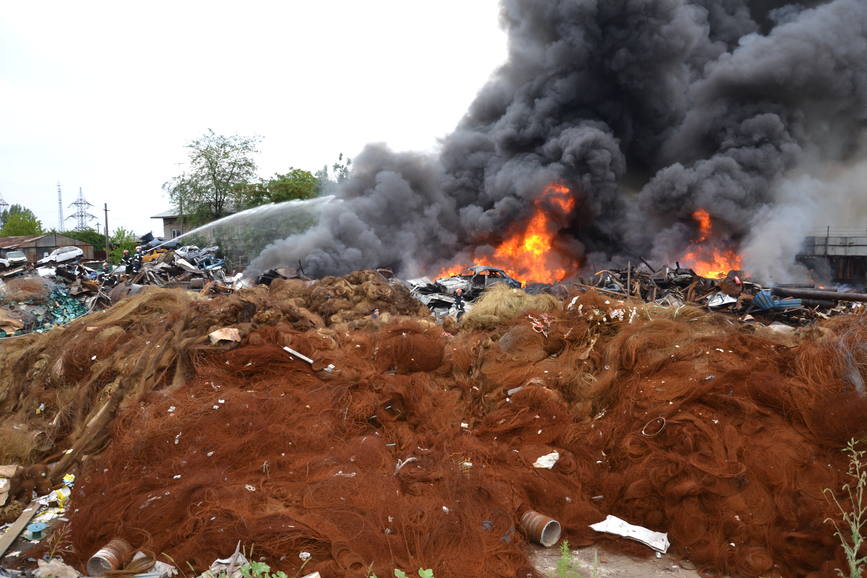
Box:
left=800, top=298, right=838, bottom=308
left=774, top=283, right=822, bottom=289
left=771, top=287, right=867, bottom=303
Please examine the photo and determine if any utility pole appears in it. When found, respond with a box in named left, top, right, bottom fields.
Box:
left=57, top=183, right=64, bottom=231
left=104, top=203, right=110, bottom=254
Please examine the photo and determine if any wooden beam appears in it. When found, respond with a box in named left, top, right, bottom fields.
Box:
left=0, top=502, right=38, bottom=557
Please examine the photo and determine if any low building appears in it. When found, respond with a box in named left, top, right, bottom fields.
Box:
left=151, top=209, right=196, bottom=239
left=0, top=233, right=95, bottom=262
left=798, top=227, right=867, bottom=288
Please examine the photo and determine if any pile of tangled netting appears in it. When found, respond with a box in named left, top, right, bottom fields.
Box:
left=1, top=272, right=865, bottom=577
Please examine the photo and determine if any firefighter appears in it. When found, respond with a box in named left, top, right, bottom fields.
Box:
left=454, top=288, right=466, bottom=320
left=131, top=246, right=144, bottom=273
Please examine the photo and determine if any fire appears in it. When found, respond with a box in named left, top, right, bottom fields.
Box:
left=681, top=247, right=742, bottom=279
left=679, top=209, right=743, bottom=278
left=436, top=183, right=578, bottom=284
left=693, top=208, right=712, bottom=242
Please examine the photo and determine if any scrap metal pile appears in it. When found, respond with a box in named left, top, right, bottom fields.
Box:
left=0, top=269, right=865, bottom=577
left=0, top=278, right=88, bottom=338
left=580, top=263, right=866, bottom=324
left=126, top=245, right=232, bottom=289
left=0, top=246, right=235, bottom=338
left=411, top=263, right=866, bottom=326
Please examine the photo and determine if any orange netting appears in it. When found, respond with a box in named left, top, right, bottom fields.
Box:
left=1, top=277, right=865, bottom=577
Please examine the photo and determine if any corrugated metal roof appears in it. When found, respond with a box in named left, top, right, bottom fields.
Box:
left=151, top=209, right=179, bottom=218
left=0, top=234, right=95, bottom=249
left=0, top=234, right=48, bottom=247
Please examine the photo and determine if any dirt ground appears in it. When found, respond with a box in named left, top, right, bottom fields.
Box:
left=531, top=545, right=703, bottom=578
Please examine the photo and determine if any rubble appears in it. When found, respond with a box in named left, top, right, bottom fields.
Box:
left=0, top=244, right=237, bottom=339
left=0, top=261, right=864, bottom=577
left=408, top=265, right=521, bottom=318
left=577, top=263, right=864, bottom=325
left=403, top=261, right=864, bottom=329
left=0, top=279, right=88, bottom=337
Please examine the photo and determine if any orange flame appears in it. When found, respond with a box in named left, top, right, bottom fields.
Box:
left=693, top=208, right=712, bottom=242
left=681, top=247, right=743, bottom=279
left=679, top=209, right=742, bottom=278
left=436, top=183, right=578, bottom=284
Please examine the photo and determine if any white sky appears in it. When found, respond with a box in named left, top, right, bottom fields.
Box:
left=0, top=1, right=506, bottom=236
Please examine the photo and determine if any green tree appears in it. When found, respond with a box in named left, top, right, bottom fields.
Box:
left=63, top=228, right=106, bottom=252
left=237, top=168, right=319, bottom=209
left=107, top=227, right=137, bottom=263
left=267, top=168, right=319, bottom=202
left=315, top=153, right=352, bottom=193
left=0, top=205, right=43, bottom=236
left=165, top=129, right=262, bottom=225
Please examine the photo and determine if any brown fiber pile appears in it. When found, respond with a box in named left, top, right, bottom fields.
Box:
left=0, top=274, right=865, bottom=577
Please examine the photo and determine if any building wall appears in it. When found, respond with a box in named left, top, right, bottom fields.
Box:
left=800, top=232, right=867, bottom=288
left=802, top=234, right=867, bottom=257
left=15, top=234, right=94, bottom=262
left=161, top=217, right=196, bottom=239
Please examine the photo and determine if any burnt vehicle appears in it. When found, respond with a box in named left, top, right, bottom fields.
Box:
left=435, top=265, right=521, bottom=297
left=407, top=265, right=522, bottom=318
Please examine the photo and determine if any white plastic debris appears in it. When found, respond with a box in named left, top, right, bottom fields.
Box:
left=707, top=292, right=738, bottom=309
left=589, top=515, right=670, bottom=553
left=282, top=345, right=314, bottom=364
left=532, top=451, right=560, bottom=469
left=35, top=558, right=79, bottom=578
left=198, top=542, right=249, bottom=578
left=152, top=560, right=179, bottom=578
left=394, top=457, right=417, bottom=474
left=209, top=327, right=241, bottom=345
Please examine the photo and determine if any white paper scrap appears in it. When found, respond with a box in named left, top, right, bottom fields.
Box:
left=589, top=515, right=670, bottom=553
left=532, top=450, right=560, bottom=469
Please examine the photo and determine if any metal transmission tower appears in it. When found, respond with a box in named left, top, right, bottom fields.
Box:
left=66, top=187, right=97, bottom=231
left=0, top=193, right=8, bottom=214
left=57, top=183, right=64, bottom=230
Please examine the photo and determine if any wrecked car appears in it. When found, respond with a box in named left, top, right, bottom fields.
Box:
left=37, top=245, right=84, bottom=266
left=0, top=250, right=28, bottom=269
left=435, top=265, right=521, bottom=298
left=407, top=265, right=522, bottom=319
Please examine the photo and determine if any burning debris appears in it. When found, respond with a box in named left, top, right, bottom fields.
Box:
left=579, top=263, right=866, bottom=325
left=676, top=209, right=743, bottom=279
left=245, top=0, right=867, bottom=289
left=402, top=256, right=864, bottom=328
left=408, top=265, right=521, bottom=319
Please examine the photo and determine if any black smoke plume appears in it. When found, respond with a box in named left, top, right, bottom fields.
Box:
left=249, top=0, right=867, bottom=281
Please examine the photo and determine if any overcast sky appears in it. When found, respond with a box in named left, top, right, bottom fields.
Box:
left=0, top=1, right=506, bottom=236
